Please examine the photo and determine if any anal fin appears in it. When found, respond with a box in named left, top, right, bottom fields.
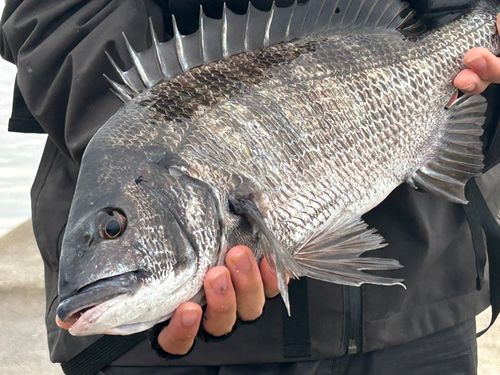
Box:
left=407, top=95, right=487, bottom=204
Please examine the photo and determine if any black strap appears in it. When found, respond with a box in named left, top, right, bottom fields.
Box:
left=60, top=333, right=146, bottom=375
left=282, top=278, right=311, bottom=358
left=464, top=179, right=500, bottom=337
left=463, top=183, right=487, bottom=290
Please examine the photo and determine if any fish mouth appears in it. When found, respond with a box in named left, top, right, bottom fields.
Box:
left=57, top=271, right=147, bottom=324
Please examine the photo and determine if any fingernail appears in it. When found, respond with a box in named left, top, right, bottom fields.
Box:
left=465, top=55, right=487, bottom=71
left=181, top=309, right=199, bottom=327
left=233, top=251, right=251, bottom=274
left=209, top=271, right=227, bottom=295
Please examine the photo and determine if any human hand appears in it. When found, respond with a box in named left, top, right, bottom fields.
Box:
left=155, top=245, right=280, bottom=355
left=453, top=14, right=500, bottom=95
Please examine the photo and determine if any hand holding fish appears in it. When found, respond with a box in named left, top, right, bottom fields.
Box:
left=156, top=246, right=279, bottom=355
left=454, top=14, right=500, bottom=95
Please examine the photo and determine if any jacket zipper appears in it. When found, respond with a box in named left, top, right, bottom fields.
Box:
left=344, top=286, right=362, bottom=355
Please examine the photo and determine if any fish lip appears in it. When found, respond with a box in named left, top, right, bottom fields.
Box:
left=57, top=271, right=147, bottom=323
left=69, top=276, right=207, bottom=335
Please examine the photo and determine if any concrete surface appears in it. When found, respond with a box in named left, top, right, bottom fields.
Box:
left=0, top=220, right=63, bottom=375
left=0, top=220, right=498, bottom=374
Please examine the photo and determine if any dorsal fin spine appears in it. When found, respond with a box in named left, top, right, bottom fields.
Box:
left=301, top=0, right=319, bottom=36
left=264, top=2, right=276, bottom=48
left=199, top=6, right=208, bottom=63
left=244, top=2, right=252, bottom=51
left=398, top=8, right=417, bottom=29
left=172, top=15, right=188, bottom=72
left=327, top=0, right=342, bottom=28
left=340, top=0, right=354, bottom=24
left=388, top=2, right=408, bottom=28
left=105, top=52, right=133, bottom=91
left=285, top=0, right=299, bottom=41
left=149, top=18, right=168, bottom=78
left=352, top=0, right=368, bottom=27
left=373, top=0, right=392, bottom=28
left=314, top=0, right=333, bottom=31
left=360, top=1, right=379, bottom=28
left=103, top=74, right=134, bottom=102
left=222, top=3, right=229, bottom=58
left=378, top=1, right=401, bottom=29
left=298, top=0, right=312, bottom=38
left=122, top=33, right=153, bottom=88
left=312, top=0, right=327, bottom=32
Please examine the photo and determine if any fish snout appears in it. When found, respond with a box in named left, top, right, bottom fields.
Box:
left=57, top=271, right=144, bottom=325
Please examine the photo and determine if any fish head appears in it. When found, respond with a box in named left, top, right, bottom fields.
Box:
left=57, top=142, right=223, bottom=336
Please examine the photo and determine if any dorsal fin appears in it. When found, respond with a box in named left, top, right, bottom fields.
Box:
left=106, top=0, right=425, bottom=102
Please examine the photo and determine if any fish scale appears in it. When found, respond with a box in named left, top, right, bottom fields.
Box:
left=182, top=31, right=461, bottom=238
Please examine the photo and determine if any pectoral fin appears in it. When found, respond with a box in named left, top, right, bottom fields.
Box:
left=228, top=196, right=301, bottom=315
left=229, top=195, right=404, bottom=315
left=293, top=211, right=404, bottom=287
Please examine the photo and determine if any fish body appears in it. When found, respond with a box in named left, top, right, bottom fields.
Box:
left=57, top=0, right=500, bottom=336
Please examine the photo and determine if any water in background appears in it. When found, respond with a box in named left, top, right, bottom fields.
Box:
left=0, top=53, right=46, bottom=237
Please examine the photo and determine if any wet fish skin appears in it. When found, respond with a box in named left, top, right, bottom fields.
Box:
left=57, top=1, right=500, bottom=336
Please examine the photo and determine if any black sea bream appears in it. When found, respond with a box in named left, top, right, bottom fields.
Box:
left=57, top=0, right=500, bottom=335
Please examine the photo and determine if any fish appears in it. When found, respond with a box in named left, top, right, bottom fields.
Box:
left=56, top=0, right=500, bottom=336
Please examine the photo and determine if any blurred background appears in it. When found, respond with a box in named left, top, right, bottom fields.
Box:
left=0, top=51, right=45, bottom=237
left=0, top=4, right=59, bottom=373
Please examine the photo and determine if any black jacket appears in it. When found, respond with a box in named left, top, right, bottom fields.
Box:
left=1, top=0, right=499, bottom=366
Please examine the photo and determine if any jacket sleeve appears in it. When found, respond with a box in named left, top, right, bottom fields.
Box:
left=0, top=0, right=164, bottom=163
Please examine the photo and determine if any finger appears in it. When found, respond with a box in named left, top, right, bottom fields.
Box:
left=462, top=47, right=500, bottom=83
left=157, top=302, right=202, bottom=355
left=453, top=69, right=490, bottom=95
left=202, top=266, right=237, bottom=336
left=260, top=257, right=280, bottom=298
left=226, top=246, right=265, bottom=321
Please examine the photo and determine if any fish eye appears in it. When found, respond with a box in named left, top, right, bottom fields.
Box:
left=96, top=209, right=127, bottom=240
